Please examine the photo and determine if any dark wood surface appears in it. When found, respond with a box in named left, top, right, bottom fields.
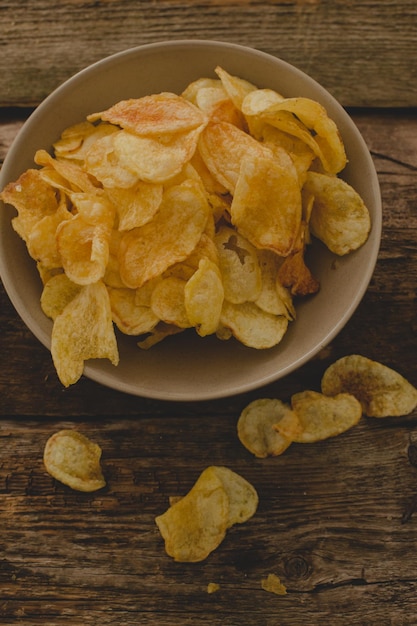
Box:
left=1, top=2, right=417, bottom=624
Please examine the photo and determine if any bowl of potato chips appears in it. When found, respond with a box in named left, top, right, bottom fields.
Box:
left=0, top=40, right=381, bottom=400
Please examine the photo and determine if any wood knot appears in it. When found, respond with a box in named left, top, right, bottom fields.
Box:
left=283, top=554, right=311, bottom=580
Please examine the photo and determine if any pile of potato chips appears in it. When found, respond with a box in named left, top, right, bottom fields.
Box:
left=0, top=67, right=371, bottom=386
left=238, top=354, right=417, bottom=458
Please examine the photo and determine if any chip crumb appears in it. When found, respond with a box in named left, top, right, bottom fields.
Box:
left=207, top=582, right=220, bottom=594
left=261, top=573, right=287, bottom=595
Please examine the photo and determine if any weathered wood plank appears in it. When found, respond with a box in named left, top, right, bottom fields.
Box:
left=1, top=0, right=417, bottom=107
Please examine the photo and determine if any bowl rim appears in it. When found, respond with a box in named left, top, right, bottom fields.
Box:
left=0, top=39, right=382, bottom=401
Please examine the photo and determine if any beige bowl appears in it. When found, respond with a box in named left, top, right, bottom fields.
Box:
left=0, top=40, right=381, bottom=400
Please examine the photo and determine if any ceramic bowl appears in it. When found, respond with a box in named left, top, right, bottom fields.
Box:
left=0, top=40, right=382, bottom=400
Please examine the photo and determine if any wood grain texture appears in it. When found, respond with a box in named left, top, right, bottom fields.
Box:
left=1, top=0, right=417, bottom=107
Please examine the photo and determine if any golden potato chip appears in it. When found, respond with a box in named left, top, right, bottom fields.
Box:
left=51, top=281, right=119, bottom=387
left=26, top=199, right=71, bottom=269
left=0, top=169, right=59, bottom=242
left=43, top=430, right=106, bottom=492
left=220, top=300, right=288, bottom=349
left=57, top=214, right=111, bottom=285
left=288, top=390, right=362, bottom=443
left=304, top=172, right=371, bottom=255
left=41, top=273, right=82, bottom=320
left=155, top=466, right=258, bottom=562
left=53, top=121, right=118, bottom=163
left=34, top=149, right=99, bottom=195
left=106, top=180, right=163, bottom=231
left=198, top=121, right=271, bottom=194
left=184, top=257, right=224, bottom=336
left=119, top=180, right=210, bottom=289
left=259, top=97, right=346, bottom=174
left=155, top=467, right=229, bottom=562
left=261, top=124, right=315, bottom=184
left=84, top=132, right=139, bottom=189
left=90, top=92, right=207, bottom=135
left=108, top=287, right=159, bottom=335
left=214, top=66, right=257, bottom=111
left=150, top=277, right=191, bottom=329
left=209, top=465, right=258, bottom=526
left=182, top=77, right=223, bottom=104
left=112, top=127, right=203, bottom=184
left=215, top=226, right=262, bottom=304
left=261, top=573, right=287, bottom=596
left=207, top=582, right=220, bottom=594
left=241, top=88, right=285, bottom=117
left=237, top=398, right=296, bottom=458
left=231, top=152, right=302, bottom=256
left=321, top=354, right=417, bottom=417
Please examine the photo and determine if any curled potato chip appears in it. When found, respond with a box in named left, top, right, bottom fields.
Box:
left=214, top=66, right=257, bottom=111
left=155, top=466, right=257, bottom=562
left=41, top=273, right=82, bottom=320
left=53, top=121, right=118, bottom=163
left=237, top=398, right=295, bottom=458
left=0, top=169, right=59, bottom=242
left=321, top=354, right=417, bottom=417
left=304, top=172, right=371, bottom=255
left=90, top=92, right=207, bottom=135
left=51, top=281, right=119, bottom=387
left=184, top=257, right=224, bottom=336
left=43, top=430, right=106, bottom=492
left=108, top=287, right=159, bottom=335
left=288, top=390, right=362, bottom=443
left=198, top=121, right=270, bottom=194
left=215, top=226, right=262, bottom=304
left=119, top=180, right=210, bottom=288
left=231, top=152, right=302, bottom=256
left=219, top=300, right=288, bottom=349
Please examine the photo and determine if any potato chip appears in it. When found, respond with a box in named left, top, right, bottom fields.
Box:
left=219, top=300, right=288, bottom=349
left=182, top=77, right=223, bottom=104
left=198, top=121, right=271, bottom=194
left=321, top=354, right=417, bottom=417
left=155, top=467, right=229, bottom=562
left=184, top=257, right=224, bottom=336
left=261, top=124, right=315, bottom=184
left=26, top=199, right=71, bottom=269
left=231, top=152, right=302, bottom=256
left=51, top=281, right=119, bottom=387
left=118, top=180, right=210, bottom=289
left=108, top=287, right=159, bottom=335
left=304, top=172, right=371, bottom=255
left=43, top=430, right=106, bottom=492
left=155, top=466, right=258, bottom=562
left=53, top=121, right=118, bottom=163
left=259, top=97, right=346, bottom=174
left=288, top=390, right=362, bottom=443
left=90, top=92, right=207, bottom=135
left=106, top=180, right=163, bottom=231
left=150, top=276, right=191, bottom=329
left=112, top=127, right=203, bottom=184
left=35, top=149, right=99, bottom=195
left=261, top=573, right=287, bottom=596
left=214, top=66, right=257, bottom=111
left=237, top=398, right=296, bottom=458
left=0, top=169, right=59, bottom=242
left=137, top=322, right=185, bottom=350
left=215, top=225, right=262, bottom=304
left=209, top=465, right=258, bottom=526
left=84, top=133, right=139, bottom=189
left=41, top=273, right=82, bottom=320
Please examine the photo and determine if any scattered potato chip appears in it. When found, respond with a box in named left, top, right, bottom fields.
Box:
left=287, top=390, right=362, bottom=443
left=261, top=573, right=287, bottom=596
left=321, top=354, right=417, bottom=417
left=43, top=429, right=106, bottom=492
left=237, top=398, right=296, bottom=458
left=155, top=466, right=258, bottom=562
left=51, top=281, right=119, bottom=387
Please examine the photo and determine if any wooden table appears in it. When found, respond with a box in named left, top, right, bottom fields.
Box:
left=1, top=2, right=416, bottom=624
